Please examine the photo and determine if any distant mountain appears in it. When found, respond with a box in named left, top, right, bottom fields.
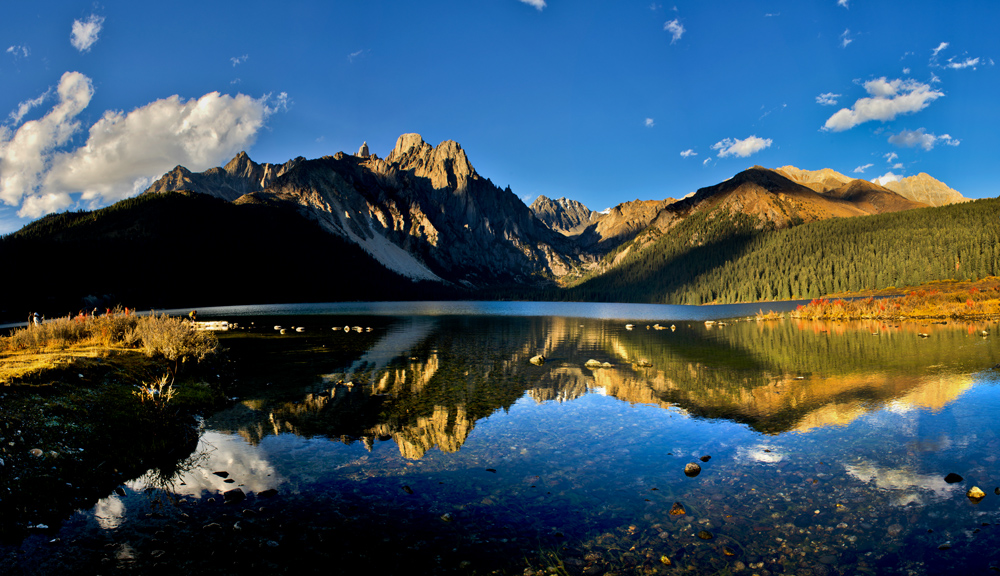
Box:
left=775, top=165, right=968, bottom=208
left=530, top=196, right=598, bottom=236
left=880, top=173, right=968, bottom=207
left=144, top=152, right=303, bottom=202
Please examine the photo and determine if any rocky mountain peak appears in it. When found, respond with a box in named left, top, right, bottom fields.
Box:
left=386, top=133, right=476, bottom=191
left=357, top=141, right=370, bottom=158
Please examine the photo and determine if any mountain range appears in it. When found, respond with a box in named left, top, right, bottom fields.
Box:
left=142, top=133, right=967, bottom=284
left=0, top=132, right=985, bottom=321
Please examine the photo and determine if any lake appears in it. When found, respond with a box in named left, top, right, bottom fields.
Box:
left=7, top=301, right=1000, bottom=575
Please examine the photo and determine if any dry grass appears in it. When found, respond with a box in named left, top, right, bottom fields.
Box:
left=0, top=308, right=217, bottom=385
left=791, top=277, right=1000, bottom=320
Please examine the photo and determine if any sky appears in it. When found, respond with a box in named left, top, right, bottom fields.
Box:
left=0, top=0, right=997, bottom=233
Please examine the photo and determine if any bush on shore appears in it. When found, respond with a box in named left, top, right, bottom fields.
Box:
left=1, top=308, right=218, bottom=379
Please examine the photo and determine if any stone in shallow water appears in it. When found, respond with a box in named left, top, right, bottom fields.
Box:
left=944, top=473, right=963, bottom=483
left=529, top=355, right=545, bottom=366
left=684, top=463, right=702, bottom=477
left=697, top=530, right=713, bottom=540
left=700, top=455, right=711, bottom=462
left=669, top=502, right=686, bottom=515
left=968, top=486, right=986, bottom=501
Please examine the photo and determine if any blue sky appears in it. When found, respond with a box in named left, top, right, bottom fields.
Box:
left=0, top=0, right=996, bottom=233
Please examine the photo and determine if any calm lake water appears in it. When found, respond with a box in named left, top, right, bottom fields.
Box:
left=10, top=302, right=1000, bottom=575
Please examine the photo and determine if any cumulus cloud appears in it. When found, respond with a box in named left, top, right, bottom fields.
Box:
left=6, top=45, right=29, bottom=58
left=816, top=92, right=841, bottom=106
left=872, top=172, right=903, bottom=186
left=853, top=163, right=873, bottom=173
left=71, top=15, right=104, bottom=52
left=0, top=71, right=281, bottom=218
left=840, top=29, right=853, bottom=48
left=680, top=149, right=697, bottom=158
left=888, top=128, right=959, bottom=151
left=711, top=135, right=772, bottom=158
left=519, top=0, right=546, bottom=10
left=644, top=118, right=655, bottom=128
left=822, top=78, right=943, bottom=132
left=664, top=19, right=685, bottom=43
left=230, top=54, right=249, bottom=67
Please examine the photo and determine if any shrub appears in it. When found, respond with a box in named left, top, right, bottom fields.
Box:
left=135, top=313, right=218, bottom=380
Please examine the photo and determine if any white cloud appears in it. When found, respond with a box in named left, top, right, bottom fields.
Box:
left=902, top=67, right=910, bottom=74
left=644, top=118, right=655, bottom=128
left=680, top=149, right=697, bottom=158
left=872, top=172, right=902, bottom=186
left=702, top=157, right=711, bottom=166
left=884, top=152, right=898, bottom=163
left=71, top=15, right=104, bottom=52
left=822, top=78, right=944, bottom=132
left=0, top=71, right=281, bottom=218
left=348, top=49, right=364, bottom=63
left=892, top=163, right=904, bottom=169
left=853, top=163, right=873, bottom=173
left=6, top=45, right=29, bottom=58
left=816, top=92, right=841, bottom=106
left=837, top=0, right=849, bottom=7
left=840, top=29, right=853, bottom=48
left=946, top=57, right=980, bottom=70
left=664, top=19, right=685, bottom=43
left=711, top=135, right=772, bottom=158
left=931, top=42, right=949, bottom=57
left=7, top=90, right=51, bottom=125
left=888, top=128, right=959, bottom=151
left=519, top=0, right=546, bottom=10
left=230, top=54, right=249, bottom=67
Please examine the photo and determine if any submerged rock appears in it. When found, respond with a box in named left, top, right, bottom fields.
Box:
left=669, top=502, right=686, bottom=515
left=529, top=355, right=545, bottom=366
left=223, top=488, right=245, bottom=504
left=697, top=530, right=713, bottom=540
left=684, top=463, right=702, bottom=477
left=944, top=473, right=964, bottom=483
left=699, top=455, right=711, bottom=462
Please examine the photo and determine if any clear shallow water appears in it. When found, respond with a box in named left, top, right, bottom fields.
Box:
left=11, top=305, right=1000, bottom=575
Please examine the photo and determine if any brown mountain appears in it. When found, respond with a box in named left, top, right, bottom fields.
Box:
left=773, top=165, right=853, bottom=193
left=881, top=173, right=968, bottom=207
left=823, top=179, right=927, bottom=214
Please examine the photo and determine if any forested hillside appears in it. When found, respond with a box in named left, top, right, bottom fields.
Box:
left=563, top=198, right=1000, bottom=304
left=0, top=192, right=456, bottom=322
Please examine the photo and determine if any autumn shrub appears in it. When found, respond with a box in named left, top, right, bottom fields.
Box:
left=135, top=313, right=218, bottom=381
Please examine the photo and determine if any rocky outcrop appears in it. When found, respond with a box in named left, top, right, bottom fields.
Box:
left=881, top=173, right=968, bottom=207
left=357, top=141, right=370, bottom=158
left=143, top=152, right=302, bottom=202
left=824, top=179, right=927, bottom=214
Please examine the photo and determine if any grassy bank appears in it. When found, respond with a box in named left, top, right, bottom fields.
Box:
left=0, top=310, right=227, bottom=543
left=776, top=277, right=1000, bottom=321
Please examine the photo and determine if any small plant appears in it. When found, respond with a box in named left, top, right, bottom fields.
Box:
left=134, top=373, right=176, bottom=408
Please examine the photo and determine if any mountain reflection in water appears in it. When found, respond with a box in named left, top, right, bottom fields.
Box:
left=28, top=310, right=1000, bottom=576
left=210, top=316, right=995, bottom=457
